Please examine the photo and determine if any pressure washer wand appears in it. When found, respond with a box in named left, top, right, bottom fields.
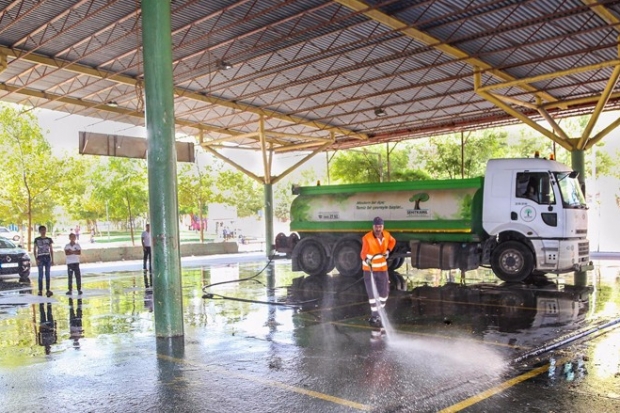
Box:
left=366, top=252, right=389, bottom=332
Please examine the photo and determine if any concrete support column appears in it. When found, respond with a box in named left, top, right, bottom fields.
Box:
left=264, top=183, right=274, bottom=257
left=570, top=149, right=588, bottom=287
left=141, top=1, right=184, bottom=337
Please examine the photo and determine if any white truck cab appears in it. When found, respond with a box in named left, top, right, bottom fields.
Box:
left=483, top=158, right=590, bottom=281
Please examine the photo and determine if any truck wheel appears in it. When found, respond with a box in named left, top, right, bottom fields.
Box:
left=389, top=271, right=406, bottom=291
left=491, top=241, right=534, bottom=283
left=333, top=236, right=363, bottom=277
left=295, top=237, right=330, bottom=276
left=388, top=257, right=405, bottom=271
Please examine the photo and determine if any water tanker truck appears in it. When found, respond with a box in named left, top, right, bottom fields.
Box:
left=275, top=157, right=592, bottom=283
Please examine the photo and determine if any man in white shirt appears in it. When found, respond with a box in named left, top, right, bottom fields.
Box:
left=141, top=224, right=152, bottom=287
left=64, top=233, right=82, bottom=295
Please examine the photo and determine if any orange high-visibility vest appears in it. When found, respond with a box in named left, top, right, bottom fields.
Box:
left=360, top=230, right=396, bottom=272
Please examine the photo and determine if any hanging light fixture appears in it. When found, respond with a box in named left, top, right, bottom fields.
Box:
left=218, top=60, right=233, bottom=70
left=374, top=107, right=387, bottom=117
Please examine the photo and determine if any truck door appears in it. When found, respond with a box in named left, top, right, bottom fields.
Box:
left=513, top=172, right=563, bottom=238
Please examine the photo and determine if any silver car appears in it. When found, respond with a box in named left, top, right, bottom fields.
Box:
left=0, top=226, right=20, bottom=242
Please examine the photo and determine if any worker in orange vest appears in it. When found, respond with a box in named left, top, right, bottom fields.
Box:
left=360, top=216, right=396, bottom=328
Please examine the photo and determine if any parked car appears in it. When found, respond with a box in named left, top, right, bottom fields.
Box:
left=0, top=226, right=20, bottom=243
left=0, top=236, right=31, bottom=282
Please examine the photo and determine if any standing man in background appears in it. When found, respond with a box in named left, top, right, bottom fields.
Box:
left=141, top=223, right=152, bottom=287
left=64, top=232, right=82, bottom=295
left=360, top=217, right=396, bottom=329
left=33, top=225, right=54, bottom=297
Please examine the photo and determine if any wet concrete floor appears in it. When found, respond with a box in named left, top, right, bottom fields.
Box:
left=0, top=255, right=619, bottom=412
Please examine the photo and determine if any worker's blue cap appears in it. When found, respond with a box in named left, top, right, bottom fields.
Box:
left=373, top=217, right=384, bottom=225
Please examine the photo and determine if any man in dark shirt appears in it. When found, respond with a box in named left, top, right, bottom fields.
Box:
left=33, top=225, right=54, bottom=297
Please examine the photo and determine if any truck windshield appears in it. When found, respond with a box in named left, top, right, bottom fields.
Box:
left=555, top=172, right=586, bottom=208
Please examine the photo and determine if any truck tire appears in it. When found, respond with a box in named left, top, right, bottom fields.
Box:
left=388, top=257, right=405, bottom=271
left=491, top=241, right=534, bottom=283
left=295, top=237, right=331, bottom=276
left=389, top=271, right=406, bottom=291
left=333, top=236, right=363, bottom=277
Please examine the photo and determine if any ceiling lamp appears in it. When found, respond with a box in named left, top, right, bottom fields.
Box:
left=218, top=60, right=233, bottom=70
left=374, top=108, right=387, bottom=117
left=107, top=101, right=119, bottom=108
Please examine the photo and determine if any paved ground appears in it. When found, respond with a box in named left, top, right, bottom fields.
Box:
left=0, top=253, right=619, bottom=412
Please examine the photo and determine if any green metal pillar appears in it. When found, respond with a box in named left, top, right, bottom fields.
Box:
left=141, top=1, right=184, bottom=337
left=264, top=183, right=274, bottom=257
left=571, top=149, right=588, bottom=287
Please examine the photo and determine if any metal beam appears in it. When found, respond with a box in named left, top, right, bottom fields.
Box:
left=582, top=0, right=620, bottom=31
left=541, top=91, right=620, bottom=110
left=481, top=90, right=572, bottom=151
left=259, top=117, right=271, bottom=184
left=0, top=80, right=254, bottom=138
left=271, top=140, right=334, bottom=185
left=266, top=130, right=332, bottom=142
left=200, top=131, right=259, bottom=146
left=334, top=0, right=557, bottom=103
left=586, top=115, right=620, bottom=149
left=578, top=58, right=620, bottom=148
left=494, top=94, right=538, bottom=110
left=202, top=145, right=263, bottom=184
left=537, top=107, right=571, bottom=142
left=0, top=44, right=365, bottom=139
left=476, top=59, right=620, bottom=94
left=273, top=140, right=335, bottom=153
left=474, top=67, right=572, bottom=150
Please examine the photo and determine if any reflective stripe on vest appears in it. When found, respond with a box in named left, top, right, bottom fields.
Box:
left=362, top=254, right=388, bottom=271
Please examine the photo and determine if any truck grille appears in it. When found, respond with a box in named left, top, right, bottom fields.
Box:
left=578, top=242, right=589, bottom=256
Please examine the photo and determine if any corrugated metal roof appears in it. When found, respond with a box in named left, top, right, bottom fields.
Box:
left=0, top=0, right=620, bottom=150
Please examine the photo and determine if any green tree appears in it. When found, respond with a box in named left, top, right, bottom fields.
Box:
left=91, top=157, right=148, bottom=245
left=391, top=168, right=431, bottom=181
left=274, top=168, right=318, bottom=222
left=329, top=145, right=409, bottom=183
left=413, top=130, right=508, bottom=179
left=55, top=154, right=104, bottom=224
left=178, top=161, right=218, bottom=242
left=0, top=105, right=68, bottom=249
left=215, top=170, right=264, bottom=218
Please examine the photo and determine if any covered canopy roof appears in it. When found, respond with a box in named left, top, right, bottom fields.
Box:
left=1, top=0, right=620, bottom=154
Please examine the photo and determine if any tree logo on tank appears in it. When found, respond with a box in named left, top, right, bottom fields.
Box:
left=520, top=206, right=536, bottom=222
left=407, top=193, right=430, bottom=217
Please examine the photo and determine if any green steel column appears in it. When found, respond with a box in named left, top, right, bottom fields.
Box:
left=571, top=149, right=588, bottom=287
left=141, top=1, right=184, bottom=337
left=264, top=183, right=274, bottom=257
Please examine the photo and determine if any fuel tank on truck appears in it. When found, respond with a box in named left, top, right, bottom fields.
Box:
left=290, top=179, right=486, bottom=243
